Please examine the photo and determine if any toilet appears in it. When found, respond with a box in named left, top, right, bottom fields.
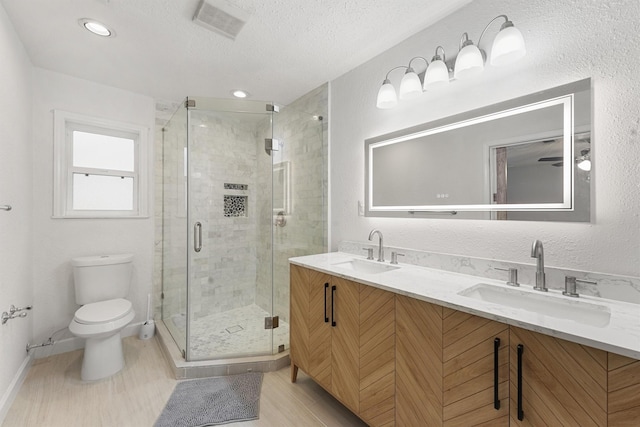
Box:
left=68, top=254, right=136, bottom=381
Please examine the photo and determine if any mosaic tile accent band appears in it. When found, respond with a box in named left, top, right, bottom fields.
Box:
left=224, top=183, right=248, bottom=190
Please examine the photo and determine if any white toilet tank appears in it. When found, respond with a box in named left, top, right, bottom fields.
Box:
left=72, top=254, right=134, bottom=305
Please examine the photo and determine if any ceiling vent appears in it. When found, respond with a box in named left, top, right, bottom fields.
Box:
left=193, top=0, right=250, bottom=40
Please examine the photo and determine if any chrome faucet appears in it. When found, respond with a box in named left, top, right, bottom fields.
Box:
left=530, top=239, right=547, bottom=291
left=368, top=229, right=384, bottom=262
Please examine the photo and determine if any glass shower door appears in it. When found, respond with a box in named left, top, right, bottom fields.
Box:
left=186, top=98, right=275, bottom=361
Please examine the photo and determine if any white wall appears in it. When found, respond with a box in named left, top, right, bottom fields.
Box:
left=330, top=0, right=640, bottom=277
left=0, top=4, right=33, bottom=419
left=31, top=69, right=156, bottom=344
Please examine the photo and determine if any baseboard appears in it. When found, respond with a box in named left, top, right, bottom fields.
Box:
left=32, top=322, right=145, bottom=359
left=0, top=353, right=33, bottom=424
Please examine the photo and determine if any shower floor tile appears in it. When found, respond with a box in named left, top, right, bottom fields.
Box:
left=170, top=304, right=289, bottom=360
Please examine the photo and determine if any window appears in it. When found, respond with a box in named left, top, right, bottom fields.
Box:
left=53, top=111, right=149, bottom=218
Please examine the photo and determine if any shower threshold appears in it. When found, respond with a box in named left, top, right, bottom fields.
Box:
left=156, top=320, right=290, bottom=379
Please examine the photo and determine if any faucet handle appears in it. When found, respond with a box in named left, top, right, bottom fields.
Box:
left=563, top=276, right=597, bottom=298
left=494, top=267, right=519, bottom=287
left=362, top=247, right=374, bottom=260
left=563, top=276, right=579, bottom=297
left=390, top=251, right=405, bottom=265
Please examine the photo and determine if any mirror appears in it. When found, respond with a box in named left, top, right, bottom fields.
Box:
left=365, top=79, right=591, bottom=221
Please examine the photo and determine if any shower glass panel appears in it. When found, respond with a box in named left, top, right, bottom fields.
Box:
left=161, top=91, right=326, bottom=363
left=161, top=103, right=188, bottom=354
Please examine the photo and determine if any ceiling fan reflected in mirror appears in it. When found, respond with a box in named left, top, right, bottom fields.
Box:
left=537, top=135, right=591, bottom=169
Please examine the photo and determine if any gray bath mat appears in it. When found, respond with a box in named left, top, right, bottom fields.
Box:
left=155, top=372, right=263, bottom=427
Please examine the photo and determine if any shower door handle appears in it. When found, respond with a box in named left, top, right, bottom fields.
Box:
left=194, top=222, right=202, bottom=252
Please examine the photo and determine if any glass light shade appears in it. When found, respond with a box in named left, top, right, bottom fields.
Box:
left=577, top=159, right=591, bottom=171
left=490, top=25, right=526, bottom=66
left=376, top=80, right=398, bottom=109
left=399, top=71, right=423, bottom=100
left=454, top=44, right=484, bottom=79
left=423, top=60, right=449, bottom=90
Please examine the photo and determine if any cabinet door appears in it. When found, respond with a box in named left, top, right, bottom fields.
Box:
left=308, top=268, right=333, bottom=390
left=442, top=309, right=509, bottom=427
left=359, top=285, right=396, bottom=427
left=396, top=295, right=443, bottom=426
left=331, top=276, right=361, bottom=413
left=290, top=264, right=311, bottom=375
left=510, top=326, right=607, bottom=426
left=608, top=353, right=640, bottom=426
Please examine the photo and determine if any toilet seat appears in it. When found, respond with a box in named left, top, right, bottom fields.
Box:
left=74, top=298, right=132, bottom=324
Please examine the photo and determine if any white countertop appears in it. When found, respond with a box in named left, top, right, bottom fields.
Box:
left=290, top=252, right=640, bottom=360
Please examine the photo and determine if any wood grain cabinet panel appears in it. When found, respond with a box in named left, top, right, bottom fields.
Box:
left=290, top=264, right=311, bottom=377
left=359, top=285, right=396, bottom=426
left=509, top=326, right=607, bottom=427
left=608, top=353, right=640, bottom=426
left=442, top=308, right=509, bottom=427
left=395, top=295, right=443, bottom=426
left=330, top=276, right=361, bottom=413
left=307, top=268, right=333, bottom=390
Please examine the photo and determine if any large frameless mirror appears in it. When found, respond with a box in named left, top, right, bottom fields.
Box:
left=365, top=79, right=591, bottom=221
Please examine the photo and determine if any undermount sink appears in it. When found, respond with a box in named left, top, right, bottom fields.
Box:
left=331, top=258, right=400, bottom=275
left=459, top=283, right=611, bottom=327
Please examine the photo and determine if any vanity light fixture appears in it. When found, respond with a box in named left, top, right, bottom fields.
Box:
left=376, top=66, right=406, bottom=109
left=376, top=14, right=526, bottom=109
left=423, top=46, right=450, bottom=90
left=399, top=57, right=428, bottom=100
left=454, top=33, right=484, bottom=79
left=78, top=18, right=115, bottom=37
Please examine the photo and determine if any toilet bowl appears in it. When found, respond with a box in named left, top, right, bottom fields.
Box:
left=68, top=254, right=135, bottom=381
left=69, top=298, right=135, bottom=381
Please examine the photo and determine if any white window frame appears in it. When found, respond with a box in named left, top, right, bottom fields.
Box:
left=53, top=110, right=150, bottom=218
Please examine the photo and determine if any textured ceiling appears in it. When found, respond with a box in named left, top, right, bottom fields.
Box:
left=1, top=0, right=472, bottom=106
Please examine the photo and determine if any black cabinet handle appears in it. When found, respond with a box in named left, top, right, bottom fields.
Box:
left=494, top=337, right=501, bottom=410
left=323, top=283, right=329, bottom=323
left=517, top=344, right=524, bottom=421
left=331, top=285, right=336, bottom=327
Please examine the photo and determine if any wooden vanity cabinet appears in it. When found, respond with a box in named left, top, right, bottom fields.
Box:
left=509, top=326, right=608, bottom=426
left=292, top=264, right=640, bottom=427
left=290, top=264, right=396, bottom=425
left=608, top=353, right=640, bottom=425
left=395, top=295, right=443, bottom=426
left=290, top=265, right=359, bottom=412
left=395, top=299, right=509, bottom=427
left=442, top=308, right=510, bottom=426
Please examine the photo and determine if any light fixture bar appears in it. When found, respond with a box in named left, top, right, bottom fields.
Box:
left=375, top=14, right=526, bottom=109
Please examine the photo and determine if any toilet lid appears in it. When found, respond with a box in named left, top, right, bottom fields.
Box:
left=74, top=298, right=133, bottom=325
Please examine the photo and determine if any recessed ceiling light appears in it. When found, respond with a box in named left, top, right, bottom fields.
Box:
left=231, top=89, right=250, bottom=98
left=78, top=18, right=115, bottom=37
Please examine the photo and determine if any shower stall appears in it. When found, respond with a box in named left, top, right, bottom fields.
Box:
left=160, top=92, right=326, bottom=362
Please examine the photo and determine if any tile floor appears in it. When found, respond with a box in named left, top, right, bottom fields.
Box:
left=2, top=336, right=366, bottom=427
